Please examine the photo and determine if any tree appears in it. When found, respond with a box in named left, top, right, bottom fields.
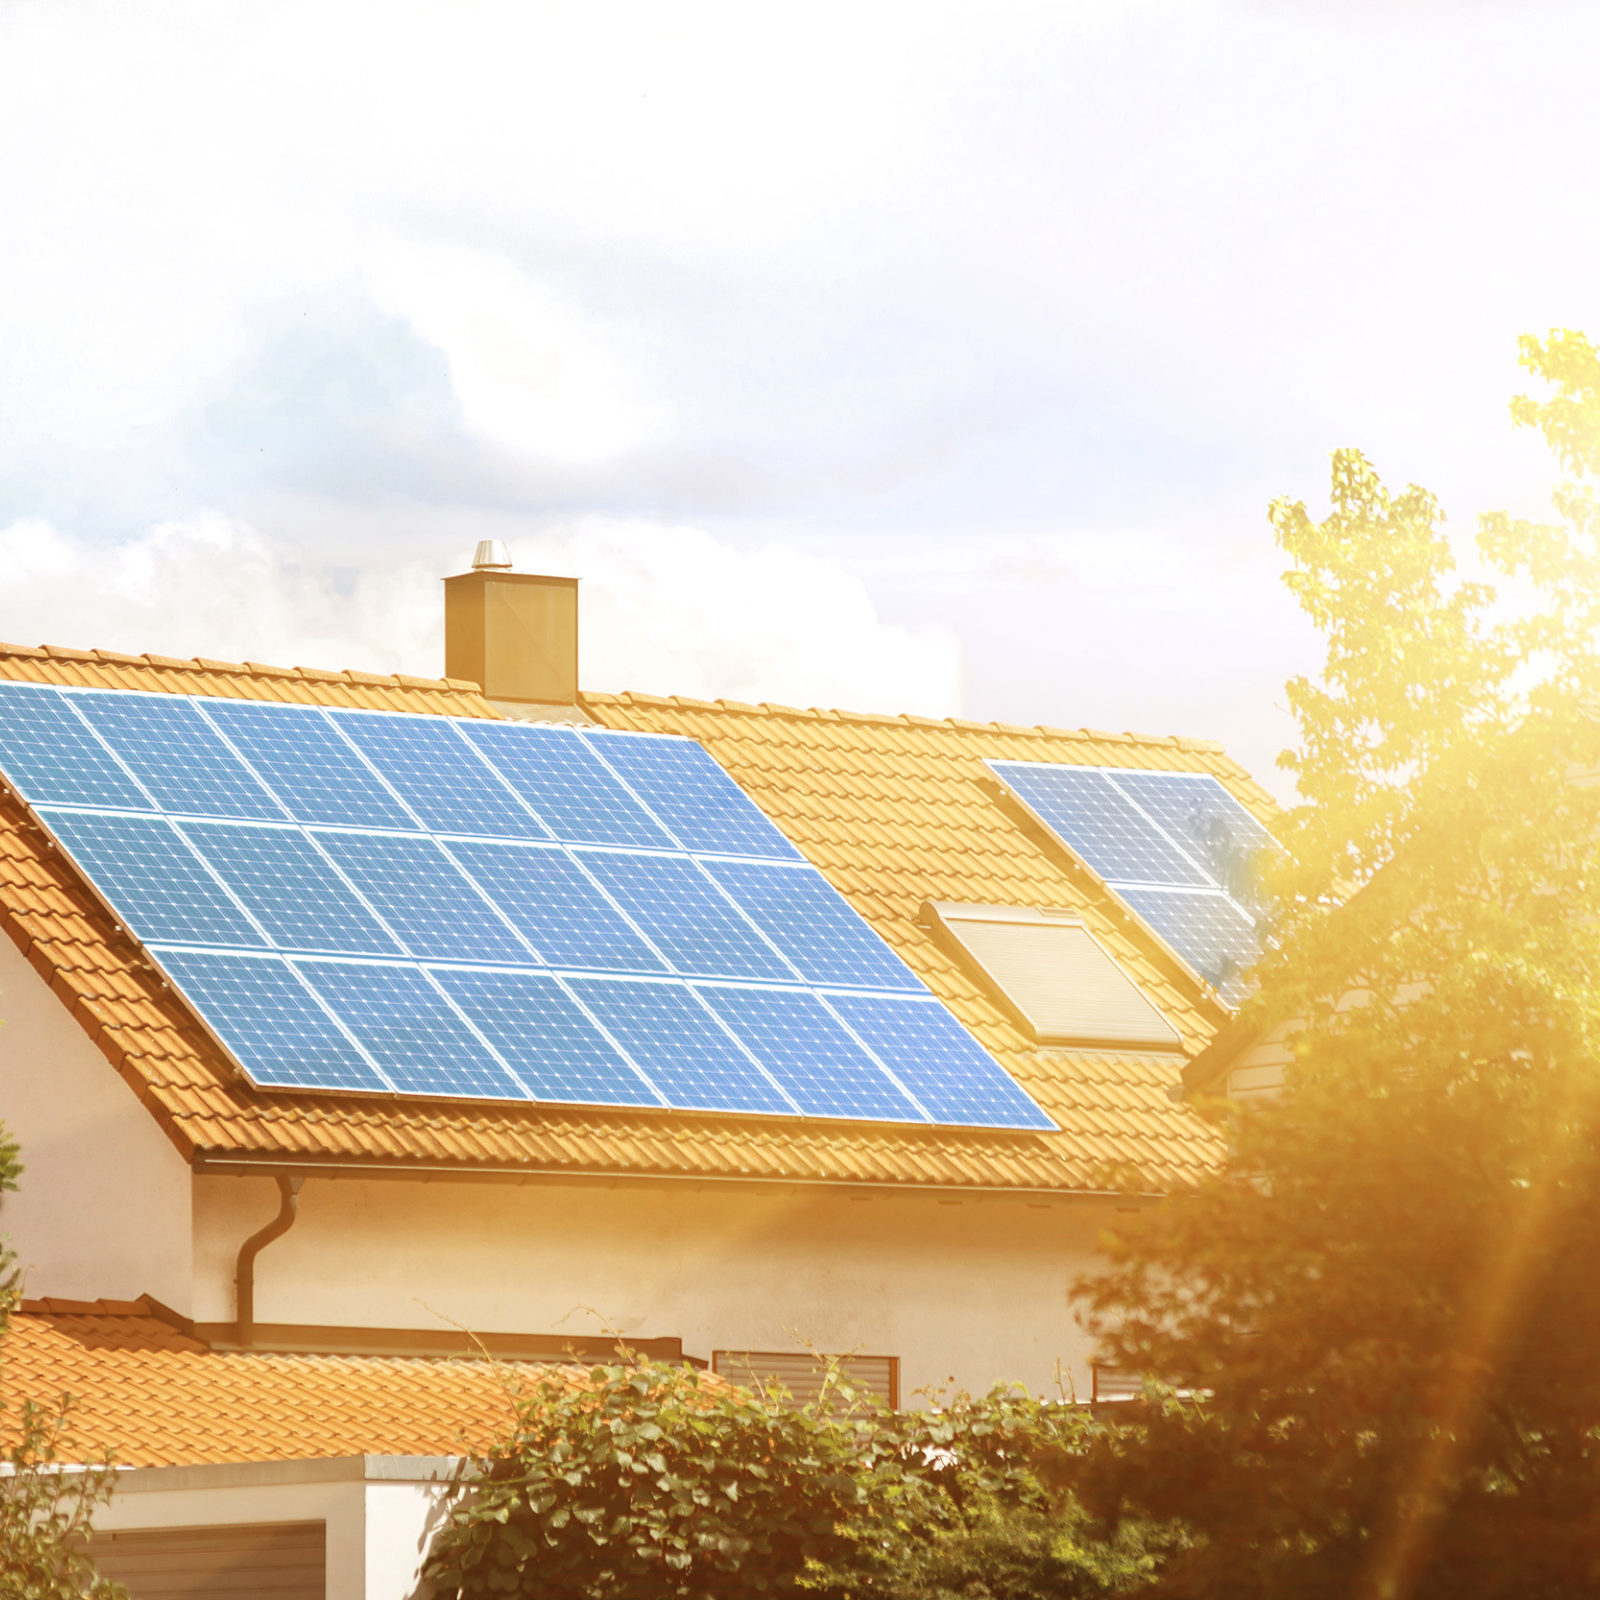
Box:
left=1073, top=331, right=1600, bottom=1600
left=0, top=1122, right=126, bottom=1600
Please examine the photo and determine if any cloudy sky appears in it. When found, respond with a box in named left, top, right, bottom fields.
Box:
left=2, top=0, right=1596, bottom=797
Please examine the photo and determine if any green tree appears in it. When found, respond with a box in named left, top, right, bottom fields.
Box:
left=1074, top=331, right=1600, bottom=1600
left=0, top=1122, right=126, bottom=1600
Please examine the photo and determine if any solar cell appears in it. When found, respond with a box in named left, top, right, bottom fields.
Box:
left=1114, top=887, right=1260, bottom=1002
left=293, top=959, right=526, bottom=1098
left=154, top=950, right=389, bottom=1092
left=201, top=700, right=419, bottom=831
left=702, top=860, right=922, bottom=991
left=443, top=840, right=668, bottom=973
left=826, top=995, right=1057, bottom=1130
left=38, top=809, right=268, bottom=949
left=179, top=822, right=403, bottom=956
left=564, top=977, right=797, bottom=1114
left=699, top=985, right=926, bottom=1121
left=1109, top=771, right=1273, bottom=904
left=311, top=832, right=533, bottom=964
left=72, top=692, right=284, bottom=821
left=329, top=712, right=547, bottom=840
left=991, top=763, right=1210, bottom=887
left=0, top=683, right=150, bottom=810
left=460, top=722, right=676, bottom=849
left=583, top=731, right=802, bottom=860
left=429, top=967, right=663, bottom=1106
left=576, top=850, right=794, bottom=981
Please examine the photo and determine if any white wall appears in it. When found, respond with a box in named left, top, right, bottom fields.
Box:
left=193, top=1173, right=1125, bottom=1400
left=0, top=933, right=193, bottom=1309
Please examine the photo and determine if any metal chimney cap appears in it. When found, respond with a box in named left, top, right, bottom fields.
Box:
left=472, top=539, right=513, bottom=571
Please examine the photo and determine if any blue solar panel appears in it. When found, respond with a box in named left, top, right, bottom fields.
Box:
left=702, top=860, right=922, bottom=991
left=72, top=692, right=284, bottom=821
left=577, top=851, right=794, bottom=981
left=443, top=841, right=667, bottom=973
left=293, top=959, right=526, bottom=1098
left=699, top=985, right=925, bottom=1121
left=1115, top=887, right=1260, bottom=1002
left=1109, top=771, right=1273, bottom=902
left=460, top=722, right=676, bottom=849
left=202, top=700, right=419, bottom=831
left=179, top=822, right=402, bottom=956
left=991, top=763, right=1209, bottom=887
left=564, top=977, right=796, bottom=1114
left=39, top=809, right=267, bottom=948
left=584, top=731, right=801, bottom=860
left=311, top=832, right=532, bottom=964
left=429, top=967, right=662, bottom=1106
left=0, top=684, right=150, bottom=810
left=330, top=712, right=547, bottom=840
left=826, top=995, right=1057, bottom=1130
left=154, top=950, right=388, bottom=1092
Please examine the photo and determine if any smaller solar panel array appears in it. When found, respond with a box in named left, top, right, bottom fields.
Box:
left=988, top=761, right=1272, bottom=1002
left=0, top=682, right=1054, bottom=1131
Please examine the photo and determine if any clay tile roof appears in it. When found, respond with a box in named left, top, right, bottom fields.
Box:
left=0, top=1301, right=583, bottom=1467
left=0, top=647, right=1252, bottom=1194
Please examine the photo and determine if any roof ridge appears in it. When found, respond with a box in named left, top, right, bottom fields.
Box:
left=583, top=688, right=1227, bottom=753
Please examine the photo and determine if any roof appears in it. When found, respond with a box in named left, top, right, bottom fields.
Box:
left=0, top=642, right=1257, bottom=1192
left=1, top=1298, right=570, bottom=1467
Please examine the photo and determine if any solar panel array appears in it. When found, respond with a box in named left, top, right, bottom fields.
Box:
left=988, top=761, right=1272, bottom=1002
left=0, top=682, right=1053, bottom=1130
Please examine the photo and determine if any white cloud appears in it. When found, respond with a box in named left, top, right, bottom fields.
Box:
left=0, top=513, right=960, bottom=719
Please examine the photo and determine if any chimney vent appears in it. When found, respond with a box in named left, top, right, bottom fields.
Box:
left=472, top=538, right=513, bottom=571
left=444, top=553, right=581, bottom=715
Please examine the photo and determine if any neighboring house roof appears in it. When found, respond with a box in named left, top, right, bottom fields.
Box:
left=0, top=643, right=1261, bottom=1192
left=2, top=1297, right=570, bottom=1467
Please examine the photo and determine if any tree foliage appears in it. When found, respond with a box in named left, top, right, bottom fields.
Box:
left=422, top=1356, right=1162, bottom=1600
left=1074, top=331, right=1600, bottom=1600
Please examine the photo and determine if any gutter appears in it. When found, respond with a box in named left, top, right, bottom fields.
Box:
left=233, top=1174, right=304, bottom=1345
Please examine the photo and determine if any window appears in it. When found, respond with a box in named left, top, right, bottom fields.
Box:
left=712, top=1350, right=899, bottom=1408
left=924, top=902, right=1179, bottom=1049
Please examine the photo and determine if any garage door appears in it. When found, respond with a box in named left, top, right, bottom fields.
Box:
left=87, top=1521, right=324, bottom=1600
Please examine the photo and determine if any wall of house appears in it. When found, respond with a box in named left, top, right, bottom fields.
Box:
left=0, top=934, right=194, bottom=1309
left=192, top=1171, right=1129, bottom=1400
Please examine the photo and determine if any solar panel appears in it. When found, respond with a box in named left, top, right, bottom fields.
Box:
left=563, top=977, right=798, bottom=1115
left=577, top=850, right=795, bottom=982
left=698, top=985, right=925, bottom=1121
left=293, top=959, right=527, bottom=1098
left=179, top=821, right=403, bottom=957
left=443, top=840, right=668, bottom=973
left=38, top=809, right=267, bottom=948
left=988, top=759, right=1272, bottom=1002
left=154, top=949, right=389, bottom=1092
left=0, top=682, right=1056, bottom=1129
left=330, top=712, right=548, bottom=840
left=702, top=860, right=922, bottom=991
left=72, top=692, right=285, bottom=821
left=311, top=832, right=533, bottom=965
left=460, top=722, right=676, bottom=849
left=826, top=995, right=1056, bottom=1130
left=583, top=731, right=802, bottom=860
left=202, top=700, right=420, bottom=831
left=428, top=967, right=663, bottom=1106
left=0, top=683, right=149, bottom=810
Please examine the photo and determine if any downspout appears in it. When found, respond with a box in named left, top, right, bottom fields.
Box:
left=233, top=1174, right=304, bottom=1346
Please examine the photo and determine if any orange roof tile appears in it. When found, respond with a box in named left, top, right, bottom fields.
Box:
left=0, top=647, right=1243, bottom=1193
left=0, top=1301, right=574, bottom=1467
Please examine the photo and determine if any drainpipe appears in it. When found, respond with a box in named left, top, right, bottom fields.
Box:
left=233, top=1174, right=304, bottom=1346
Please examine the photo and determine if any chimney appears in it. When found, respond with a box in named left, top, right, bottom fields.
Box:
left=444, top=542, right=586, bottom=720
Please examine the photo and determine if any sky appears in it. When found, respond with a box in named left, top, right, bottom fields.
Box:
left=2, top=1, right=1597, bottom=799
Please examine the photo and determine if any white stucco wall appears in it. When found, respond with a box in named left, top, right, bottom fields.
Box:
left=0, top=932, right=193, bottom=1309
left=194, top=1172, right=1129, bottom=1400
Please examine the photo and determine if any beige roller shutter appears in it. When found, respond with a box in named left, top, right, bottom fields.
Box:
left=87, top=1521, right=324, bottom=1600
left=712, top=1350, right=899, bottom=1408
left=926, top=903, right=1179, bottom=1048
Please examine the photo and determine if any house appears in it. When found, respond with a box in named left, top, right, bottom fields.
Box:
left=0, top=551, right=1269, bottom=1596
